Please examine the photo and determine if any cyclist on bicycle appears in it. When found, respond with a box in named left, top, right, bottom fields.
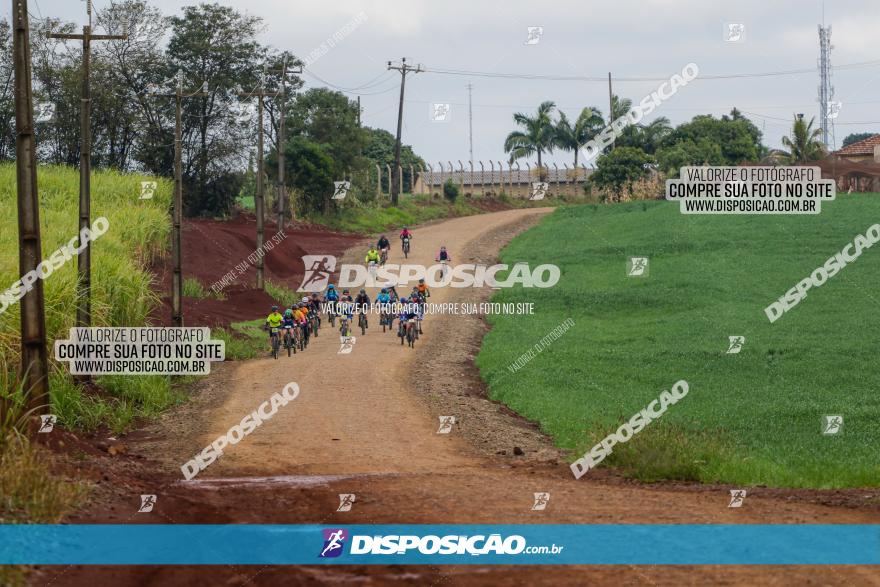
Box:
left=340, top=289, right=355, bottom=334
left=296, top=302, right=311, bottom=346
left=266, top=305, right=283, bottom=352
left=355, top=288, right=371, bottom=329
left=365, top=247, right=380, bottom=265
left=417, top=278, right=430, bottom=301
left=281, top=308, right=296, bottom=347
left=400, top=226, right=412, bottom=241
left=397, top=297, right=418, bottom=340
left=324, top=284, right=340, bottom=320
left=436, top=245, right=451, bottom=263
left=377, top=288, right=392, bottom=326
left=377, top=234, right=390, bottom=264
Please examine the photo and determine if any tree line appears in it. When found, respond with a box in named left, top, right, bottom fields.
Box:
left=0, top=1, right=424, bottom=217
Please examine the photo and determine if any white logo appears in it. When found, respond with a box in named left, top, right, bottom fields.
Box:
left=298, top=255, right=337, bottom=292
left=38, top=414, right=57, bottom=433
left=431, top=103, right=450, bottom=122
left=332, top=181, right=351, bottom=200
left=531, top=492, right=550, bottom=510
left=437, top=416, right=456, bottom=434
left=140, top=181, right=157, bottom=200
left=826, top=101, right=842, bottom=120
left=35, top=102, right=55, bottom=123
left=822, top=415, right=843, bottom=435
left=627, top=257, right=649, bottom=277
left=530, top=182, right=548, bottom=201
left=337, top=493, right=356, bottom=512
left=524, top=26, right=543, bottom=45
left=728, top=489, right=746, bottom=508
left=726, top=336, right=745, bottom=354
left=338, top=335, right=356, bottom=354
left=138, top=494, right=157, bottom=513
left=724, top=23, right=745, bottom=43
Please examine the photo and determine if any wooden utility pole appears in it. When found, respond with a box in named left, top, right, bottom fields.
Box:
left=608, top=72, right=614, bottom=151
left=387, top=58, right=422, bottom=205
left=148, top=72, right=207, bottom=327
left=274, top=59, right=301, bottom=229
left=12, top=0, right=49, bottom=416
left=237, top=71, right=282, bottom=291
left=49, top=5, right=126, bottom=339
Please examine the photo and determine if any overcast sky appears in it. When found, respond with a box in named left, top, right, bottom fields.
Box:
left=21, top=0, right=880, bottom=166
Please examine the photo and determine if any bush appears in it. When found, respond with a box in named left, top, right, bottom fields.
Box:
left=443, top=179, right=459, bottom=202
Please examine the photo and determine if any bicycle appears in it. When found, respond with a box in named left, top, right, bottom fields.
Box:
left=269, top=327, right=281, bottom=359
left=358, top=311, right=368, bottom=335
left=380, top=247, right=388, bottom=265
left=437, top=259, right=449, bottom=280
left=380, top=308, right=392, bottom=332
left=402, top=237, right=411, bottom=258
left=405, top=319, right=417, bottom=348
left=299, top=322, right=308, bottom=351
left=310, top=311, right=320, bottom=337
left=340, top=316, right=352, bottom=337
left=282, top=326, right=296, bottom=356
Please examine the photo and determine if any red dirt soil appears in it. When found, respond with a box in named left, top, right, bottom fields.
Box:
left=148, top=213, right=362, bottom=328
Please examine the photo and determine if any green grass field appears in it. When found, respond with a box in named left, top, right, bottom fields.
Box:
left=476, top=195, right=880, bottom=488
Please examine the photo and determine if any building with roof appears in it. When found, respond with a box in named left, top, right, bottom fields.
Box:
left=832, top=134, right=880, bottom=163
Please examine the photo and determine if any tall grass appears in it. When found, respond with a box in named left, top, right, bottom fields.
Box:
left=0, top=163, right=175, bottom=432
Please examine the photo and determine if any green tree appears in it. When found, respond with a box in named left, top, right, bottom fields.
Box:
left=267, top=136, right=335, bottom=215
left=591, top=147, right=654, bottom=201
left=167, top=3, right=264, bottom=215
left=554, top=107, right=604, bottom=166
left=655, top=138, right=724, bottom=176
left=504, top=101, right=557, bottom=178
left=362, top=127, right=425, bottom=193
left=780, top=115, right=826, bottom=164
left=662, top=110, right=764, bottom=165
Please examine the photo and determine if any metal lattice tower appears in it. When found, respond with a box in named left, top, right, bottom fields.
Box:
left=817, top=24, right=833, bottom=148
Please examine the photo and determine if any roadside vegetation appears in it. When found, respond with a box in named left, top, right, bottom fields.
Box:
left=0, top=164, right=178, bottom=529
left=477, top=195, right=880, bottom=488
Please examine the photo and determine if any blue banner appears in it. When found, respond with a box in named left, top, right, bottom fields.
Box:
left=0, top=524, right=877, bottom=565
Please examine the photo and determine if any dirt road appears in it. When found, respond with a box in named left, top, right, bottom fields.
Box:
left=42, top=208, right=880, bottom=587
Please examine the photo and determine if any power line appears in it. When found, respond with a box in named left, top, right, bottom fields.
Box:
left=419, top=59, right=880, bottom=82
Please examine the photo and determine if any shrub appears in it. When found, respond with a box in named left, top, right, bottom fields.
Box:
left=443, top=179, right=459, bottom=202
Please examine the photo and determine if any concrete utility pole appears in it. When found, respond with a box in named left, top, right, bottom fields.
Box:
left=12, top=0, right=49, bottom=417
left=49, top=2, right=126, bottom=339
left=387, top=57, right=422, bottom=204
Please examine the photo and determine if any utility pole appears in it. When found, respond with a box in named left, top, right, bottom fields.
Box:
left=146, top=72, right=207, bottom=327
left=387, top=57, right=422, bottom=205
left=49, top=1, right=126, bottom=342
left=274, top=59, right=301, bottom=230
left=357, top=95, right=361, bottom=127
left=467, top=83, right=474, bottom=168
left=608, top=72, right=614, bottom=150
left=12, top=0, right=49, bottom=417
left=237, top=70, right=282, bottom=290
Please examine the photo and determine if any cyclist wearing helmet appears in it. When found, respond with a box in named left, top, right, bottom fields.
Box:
left=281, top=308, right=296, bottom=346
left=355, top=288, right=371, bottom=329
left=266, top=305, right=283, bottom=351
left=436, top=245, right=451, bottom=262
left=400, top=226, right=412, bottom=241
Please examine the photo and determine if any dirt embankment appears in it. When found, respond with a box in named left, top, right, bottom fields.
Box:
left=148, top=213, right=362, bottom=328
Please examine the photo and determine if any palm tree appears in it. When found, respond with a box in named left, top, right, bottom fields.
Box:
left=781, top=115, right=826, bottom=163
left=610, top=94, right=633, bottom=120
left=504, top=101, right=557, bottom=177
left=554, top=107, right=605, bottom=166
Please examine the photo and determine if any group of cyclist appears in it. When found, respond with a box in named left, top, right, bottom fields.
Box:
left=266, top=226, right=454, bottom=352
left=265, top=294, right=323, bottom=356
